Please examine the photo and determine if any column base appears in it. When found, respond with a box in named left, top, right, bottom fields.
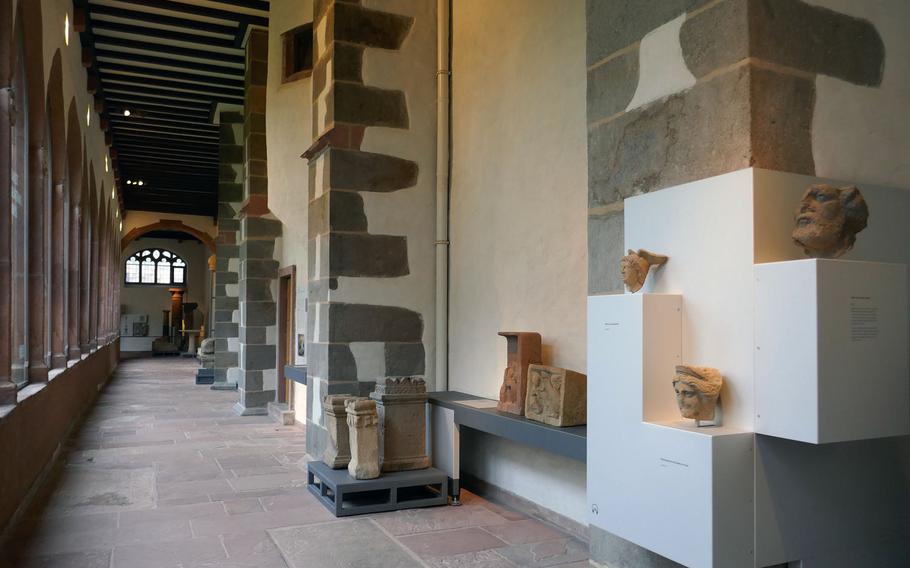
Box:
left=233, top=402, right=268, bottom=416
left=28, top=363, right=49, bottom=383
left=211, top=382, right=238, bottom=391
left=68, top=346, right=82, bottom=360
left=51, top=353, right=68, bottom=370
left=0, top=382, right=17, bottom=405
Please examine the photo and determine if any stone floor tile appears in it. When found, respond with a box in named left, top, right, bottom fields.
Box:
left=191, top=506, right=334, bottom=537
left=398, top=527, right=508, bottom=558
left=482, top=519, right=567, bottom=545
left=111, top=536, right=227, bottom=568
left=259, top=493, right=319, bottom=512
left=40, top=467, right=157, bottom=517
left=495, top=538, right=589, bottom=568
left=118, top=501, right=226, bottom=526
left=221, top=530, right=289, bottom=566
left=223, top=496, right=265, bottom=515
left=372, top=504, right=512, bottom=536
left=270, top=519, right=422, bottom=568
left=12, top=549, right=113, bottom=568
left=226, top=471, right=307, bottom=492
left=426, top=549, right=519, bottom=568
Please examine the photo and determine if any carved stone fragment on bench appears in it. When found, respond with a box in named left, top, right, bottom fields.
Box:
left=524, top=364, right=587, bottom=427
left=497, top=331, right=542, bottom=416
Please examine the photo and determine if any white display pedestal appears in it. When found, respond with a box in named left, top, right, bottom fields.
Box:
left=587, top=294, right=753, bottom=568
left=755, top=259, right=909, bottom=443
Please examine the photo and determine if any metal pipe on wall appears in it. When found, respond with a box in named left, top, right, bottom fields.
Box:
left=435, top=0, right=451, bottom=391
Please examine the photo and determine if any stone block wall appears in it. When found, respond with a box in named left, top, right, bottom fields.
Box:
left=586, top=0, right=885, bottom=294
left=235, top=28, right=282, bottom=415
left=213, top=111, right=244, bottom=388
left=304, top=0, right=437, bottom=459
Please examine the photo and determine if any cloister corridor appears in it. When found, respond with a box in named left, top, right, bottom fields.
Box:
left=0, top=358, right=588, bottom=568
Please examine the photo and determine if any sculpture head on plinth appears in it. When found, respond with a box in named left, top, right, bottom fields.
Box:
left=672, top=365, right=723, bottom=421
left=792, top=184, right=868, bottom=259
left=621, top=249, right=668, bottom=293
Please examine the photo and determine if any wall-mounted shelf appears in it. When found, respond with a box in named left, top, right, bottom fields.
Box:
left=428, top=391, right=586, bottom=462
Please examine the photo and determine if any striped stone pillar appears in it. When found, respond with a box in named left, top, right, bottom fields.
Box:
left=212, top=111, right=244, bottom=390
left=304, top=0, right=437, bottom=459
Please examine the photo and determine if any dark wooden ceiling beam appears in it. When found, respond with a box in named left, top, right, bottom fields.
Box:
left=119, top=158, right=219, bottom=170
left=205, top=0, right=270, bottom=13
left=92, top=36, right=245, bottom=65
left=115, top=144, right=218, bottom=159
left=87, top=4, right=238, bottom=36
left=101, top=72, right=243, bottom=97
left=90, top=20, right=238, bottom=49
left=122, top=201, right=217, bottom=217
left=99, top=61, right=244, bottom=88
left=95, top=49, right=243, bottom=77
left=110, top=0, right=269, bottom=27
left=114, top=133, right=219, bottom=148
left=110, top=114, right=219, bottom=131
left=105, top=93, right=212, bottom=112
left=111, top=124, right=220, bottom=142
left=116, top=153, right=220, bottom=168
left=104, top=84, right=244, bottom=105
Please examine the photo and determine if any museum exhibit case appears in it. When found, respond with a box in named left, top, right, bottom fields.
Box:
left=588, top=168, right=910, bottom=567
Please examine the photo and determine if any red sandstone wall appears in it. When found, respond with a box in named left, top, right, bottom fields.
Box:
left=0, top=341, right=119, bottom=535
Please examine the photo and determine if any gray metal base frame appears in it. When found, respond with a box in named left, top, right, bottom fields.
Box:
left=307, top=461, right=448, bottom=517
left=195, top=368, right=215, bottom=385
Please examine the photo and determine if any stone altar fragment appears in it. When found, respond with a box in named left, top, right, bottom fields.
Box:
left=322, top=394, right=354, bottom=469
left=346, top=398, right=380, bottom=480
left=792, top=184, right=868, bottom=259
left=370, top=377, right=429, bottom=472
left=497, top=332, right=542, bottom=415
left=524, top=364, right=587, bottom=427
left=672, top=365, right=723, bottom=422
left=621, top=249, right=668, bottom=293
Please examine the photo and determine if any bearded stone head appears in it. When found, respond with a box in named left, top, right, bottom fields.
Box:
left=792, top=184, right=869, bottom=259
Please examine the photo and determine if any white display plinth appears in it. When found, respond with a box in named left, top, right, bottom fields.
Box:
left=755, top=259, right=909, bottom=444
left=587, top=294, right=753, bottom=568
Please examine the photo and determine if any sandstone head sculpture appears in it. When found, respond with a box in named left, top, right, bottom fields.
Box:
left=672, top=365, right=723, bottom=422
left=621, top=249, right=668, bottom=293
left=792, top=184, right=868, bottom=259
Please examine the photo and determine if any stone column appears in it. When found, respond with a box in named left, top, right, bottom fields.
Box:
left=234, top=28, right=282, bottom=415
left=304, top=0, right=437, bottom=461
left=212, top=111, right=244, bottom=390
left=0, top=83, right=13, bottom=404
left=585, top=1, right=890, bottom=565
left=67, top=189, right=82, bottom=361
left=27, top=145, right=49, bottom=380
left=370, top=377, right=429, bottom=472
left=79, top=182, right=92, bottom=355
left=50, top=180, right=67, bottom=369
left=346, top=397, right=380, bottom=480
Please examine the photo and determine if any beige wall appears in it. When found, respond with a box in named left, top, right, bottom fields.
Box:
left=267, top=0, right=314, bottom=422
left=449, top=0, right=589, bottom=522
left=121, top=211, right=217, bottom=241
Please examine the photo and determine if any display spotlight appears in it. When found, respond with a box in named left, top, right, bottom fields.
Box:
left=123, top=109, right=132, bottom=117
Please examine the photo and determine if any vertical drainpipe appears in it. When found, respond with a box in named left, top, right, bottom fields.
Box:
left=435, top=0, right=451, bottom=391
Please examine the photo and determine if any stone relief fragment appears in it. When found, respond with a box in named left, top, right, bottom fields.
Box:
left=346, top=397, right=381, bottom=480
left=672, top=365, right=723, bottom=423
left=370, top=377, right=429, bottom=472
left=524, top=364, right=587, bottom=427
left=792, top=184, right=868, bottom=259
left=621, top=249, right=668, bottom=293
left=497, top=332, right=542, bottom=416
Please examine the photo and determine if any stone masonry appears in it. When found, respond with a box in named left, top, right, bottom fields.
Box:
left=234, top=28, right=282, bottom=415
left=586, top=0, right=884, bottom=294
left=213, top=111, right=244, bottom=390
left=304, top=0, right=433, bottom=460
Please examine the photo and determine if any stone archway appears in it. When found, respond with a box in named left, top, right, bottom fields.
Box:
left=121, top=220, right=216, bottom=254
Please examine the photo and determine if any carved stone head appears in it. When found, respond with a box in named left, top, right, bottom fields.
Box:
left=792, top=184, right=868, bottom=259
left=621, top=249, right=668, bottom=293
left=672, top=365, right=723, bottom=421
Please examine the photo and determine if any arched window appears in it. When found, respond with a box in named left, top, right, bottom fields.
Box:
left=124, top=248, right=187, bottom=285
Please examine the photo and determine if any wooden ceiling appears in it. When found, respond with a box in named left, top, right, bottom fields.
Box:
left=77, top=0, right=269, bottom=217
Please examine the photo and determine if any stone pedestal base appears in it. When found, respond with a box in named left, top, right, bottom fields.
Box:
left=371, top=377, right=429, bottom=472
left=323, top=394, right=354, bottom=469
left=346, top=398, right=380, bottom=480
left=233, top=402, right=268, bottom=416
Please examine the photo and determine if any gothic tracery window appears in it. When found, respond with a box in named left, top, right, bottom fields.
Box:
left=125, top=248, right=187, bottom=285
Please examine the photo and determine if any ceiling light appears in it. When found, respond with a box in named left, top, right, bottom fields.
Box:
left=126, top=180, right=132, bottom=185
left=137, top=180, right=144, bottom=186
left=119, top=220, right=123, bottom=232
left=123, top=109, right=131, bottom=117
left=104, top=155, right=109, bottom=173
left=111, top=188, right=115, bottom=200
left=86, top=105, right=91, bottom=126
left=64, top=14, right=70, bottom=46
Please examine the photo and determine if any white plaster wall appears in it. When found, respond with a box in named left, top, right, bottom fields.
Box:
left=449, top=0, right=588, bottom=523
left=808, top=0, right=910, bottom=189
left=267, top=0, right=314, bottom=422
left=120, top=238, right=211, bottom=350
